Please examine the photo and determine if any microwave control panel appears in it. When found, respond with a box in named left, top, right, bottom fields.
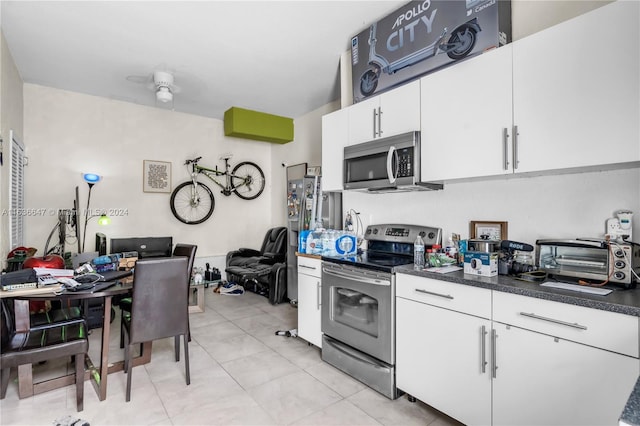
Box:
left=396, top=147, right=413, bottom=178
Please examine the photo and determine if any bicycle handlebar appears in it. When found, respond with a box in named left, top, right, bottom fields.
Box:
left=184, top=157, right=202, bottom=165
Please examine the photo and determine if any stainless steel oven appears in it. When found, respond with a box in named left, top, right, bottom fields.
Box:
left=321, top=223, right=442, bottom=400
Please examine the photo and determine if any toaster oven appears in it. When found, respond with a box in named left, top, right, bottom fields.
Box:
left=536, top=239, right=640, bottom=288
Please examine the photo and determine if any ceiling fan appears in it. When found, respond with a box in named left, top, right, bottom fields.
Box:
left=126, top=70, right=181, bottom=105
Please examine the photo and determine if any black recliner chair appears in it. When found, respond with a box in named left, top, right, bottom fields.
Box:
left=225, top=227, right=287, bottom=304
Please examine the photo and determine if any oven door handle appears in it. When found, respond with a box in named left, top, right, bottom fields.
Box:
left=323, top=267, right=390, bottom=286
left=324, top=337, right=391, bottom=372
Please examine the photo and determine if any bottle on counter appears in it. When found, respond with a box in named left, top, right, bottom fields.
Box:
left=414, top=235, right=425, bottom=270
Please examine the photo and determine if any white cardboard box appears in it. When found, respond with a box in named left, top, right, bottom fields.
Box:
left=464, top=251, right=498, bottom=277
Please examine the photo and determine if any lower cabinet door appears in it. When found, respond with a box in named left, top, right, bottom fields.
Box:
left=492, top=322, right=639, bottom=426
left=396, top=297, right=492, bottom=425
left=297, top=273, right=322, bottom=348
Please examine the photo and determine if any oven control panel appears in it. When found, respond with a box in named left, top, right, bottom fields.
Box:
left=385, top=227, right=410, bottom=238
left=365, top=224, right=442, bottom=245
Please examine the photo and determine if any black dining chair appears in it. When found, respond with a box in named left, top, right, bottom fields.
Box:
left=119, top=243, right=197, bottom=349
left=0, top=299, right=88, bottom=411
left=121, top=257, right=190, bottom=402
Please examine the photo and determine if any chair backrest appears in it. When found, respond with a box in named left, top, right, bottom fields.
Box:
left=260, top=227, right=287, bottom=256
left=1, top=300, right=12, bottom=350
left=173, top=243, right=197, bottom=278
left=129, top=257, right=189, bottom=345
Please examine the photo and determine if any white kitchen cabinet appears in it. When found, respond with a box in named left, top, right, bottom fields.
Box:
left=396, top=273, right=640, bottom=426
left=321, top=109, right=348, bottom=191
left=512, top=0, right=640, bottom=173
left=396, top=296, right=492, bottom=426
left=420, top=45, right=513, bottom=182
left=297, top=256, right=322, bottom=347
left=420, top=1, right=640, bottom=183
left=492, top=322, right=638, bottom=426
left=348, top=80, right=421, bottom=146
left=492, top=291, right=639, bottom=426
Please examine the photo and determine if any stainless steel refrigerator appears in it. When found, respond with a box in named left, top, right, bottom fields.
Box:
left=286, top=166, right=342, bottom=302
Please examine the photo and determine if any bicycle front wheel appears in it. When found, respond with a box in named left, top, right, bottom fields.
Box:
left=231, top=162, right=265, bottom=200
left=170, top=181, right=215, bottom=224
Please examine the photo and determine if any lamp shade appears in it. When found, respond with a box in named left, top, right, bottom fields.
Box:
left=97, top=214, right=111, bottom=226
left=83, top=173, right=102, bottom=184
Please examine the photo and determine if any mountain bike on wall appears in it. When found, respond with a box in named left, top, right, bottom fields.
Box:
left=170, top=155, right=265, bottom=224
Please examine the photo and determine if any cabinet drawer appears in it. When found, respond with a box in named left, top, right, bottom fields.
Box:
left=298, top=256, right=321, bottom=277
left=396, top=274, right=491, bottom=319
left=493, top=291, right=639, bottom=358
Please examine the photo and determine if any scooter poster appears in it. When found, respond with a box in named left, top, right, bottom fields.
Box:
left=351, top=0, right=511, bottom=103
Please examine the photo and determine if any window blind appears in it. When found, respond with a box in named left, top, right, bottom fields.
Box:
left=9, top=130, right=25, bottom=249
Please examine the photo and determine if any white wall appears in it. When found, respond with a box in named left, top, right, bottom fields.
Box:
left=343, top=168, right=640, bottom=248
left=270, top=100, right=337, bottom=227
left=23, top=84, right=274, bottom=258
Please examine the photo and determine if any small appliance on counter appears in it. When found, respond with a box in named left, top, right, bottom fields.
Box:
left=463, top=238, right=501, bottom=277
left=536, top=239, right=640, bottom=289
left=496, top=240, right=536, bottom=276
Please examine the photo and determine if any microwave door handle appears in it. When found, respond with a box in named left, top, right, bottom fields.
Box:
left=386, top=146, right=397, bottom=184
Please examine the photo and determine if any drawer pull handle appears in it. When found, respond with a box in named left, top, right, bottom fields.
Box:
left=415, top=288, right=454, bottom=300
left=299, top=265, right=317, bottom=270
left=519, top=312, right=587, bottom=330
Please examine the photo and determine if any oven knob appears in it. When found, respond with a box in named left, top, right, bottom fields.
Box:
left=373, top=229, right=379, bottom=234
left=615, top=260, right=626, bottom=269
left=366, top=229, right=372, bottom=235
left=614, top=271, right=626, bottom=281
left=614, top=249, right=625, bottom=258
left=418, top=231, right=426, bottom=238
left=428, top=232, right=435, bottom=239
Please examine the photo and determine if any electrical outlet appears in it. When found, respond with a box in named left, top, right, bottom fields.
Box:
left=607, top=218, right=623, bottom=236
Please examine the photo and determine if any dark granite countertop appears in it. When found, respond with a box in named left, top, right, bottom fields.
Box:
left=620, top=377, right=640, bottom=425
left=395, top=265, right=640, bottom=317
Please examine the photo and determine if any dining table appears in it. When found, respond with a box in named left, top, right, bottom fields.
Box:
left=1, top=279, right=152, bottom=401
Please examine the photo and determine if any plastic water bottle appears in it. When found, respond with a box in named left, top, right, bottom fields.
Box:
left=414, top=235, right=425, bottom=270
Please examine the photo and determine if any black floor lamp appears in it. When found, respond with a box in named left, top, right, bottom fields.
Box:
left=81, top=173, right=110, bottom=253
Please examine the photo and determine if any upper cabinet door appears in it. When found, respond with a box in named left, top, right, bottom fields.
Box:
left=512, top=0, right=640, bottom=173
left=420, top=46, right=513, bottom=182
left=321, top=109, right=348, bottom=192
left=348, top=80, right=421, bottom=146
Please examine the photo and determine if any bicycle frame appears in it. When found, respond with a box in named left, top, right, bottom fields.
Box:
left=191, top=162, right=231, bottom=193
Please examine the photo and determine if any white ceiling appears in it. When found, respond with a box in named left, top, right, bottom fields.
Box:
left=1, top=1, right=406, bottom=121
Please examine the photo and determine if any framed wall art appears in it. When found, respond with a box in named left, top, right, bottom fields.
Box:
left=470, top=221, right=508, bottom=241
left=143, top=160, right=172, bottom=193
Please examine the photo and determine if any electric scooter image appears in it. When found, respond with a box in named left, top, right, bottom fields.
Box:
left=360, top=17, right=481, bottom=97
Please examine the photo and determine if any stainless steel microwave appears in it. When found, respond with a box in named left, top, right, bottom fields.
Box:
left=343, top=131, right=442, bottom=192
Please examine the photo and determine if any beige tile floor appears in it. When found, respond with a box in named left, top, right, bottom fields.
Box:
left=0, top=288, right=462, bottom=426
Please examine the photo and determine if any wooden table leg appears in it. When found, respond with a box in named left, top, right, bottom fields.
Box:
left=17, top=364, right=33, bottom=398
left=188, top=285, right=205, bottom=313
left=97, top=296, right=112, bottom=401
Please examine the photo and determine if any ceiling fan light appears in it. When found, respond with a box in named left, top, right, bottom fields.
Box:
left=156, top=86, right=173, bottom=103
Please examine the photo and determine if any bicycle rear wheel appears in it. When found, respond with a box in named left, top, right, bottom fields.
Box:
left=170, top=181, right=215, bottom=224
left=231, top=162, right=265, bottom=200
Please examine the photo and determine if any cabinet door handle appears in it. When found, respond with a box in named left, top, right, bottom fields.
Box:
left=519, top=312, right=587, bottom=330
left=414, top=288, right=454, bottom=300
left=299, top=265, right=317, bottom=271
left=480, top=325, right=487, bottom=374
left=512, top=125, right=519, bottom=170
left=373, top=108, right=378, bottom=138
left=491, top=328, right=498, bottom=378
left=316, top=281, right=321, bottom=310
left=378, top=107, right=383, bottom=137
left=502, top=127, right=510, bottom=170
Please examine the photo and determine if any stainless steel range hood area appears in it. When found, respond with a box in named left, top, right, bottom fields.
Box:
left=343, top=131, right=443, bottom=193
